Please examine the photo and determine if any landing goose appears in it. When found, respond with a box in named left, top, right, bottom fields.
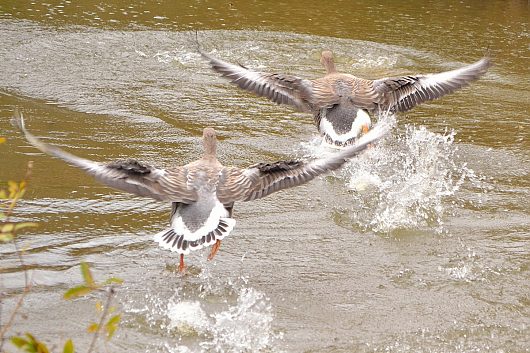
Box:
left=14, top=110, right=389, bottom=272
left=200, top=50, right=490, bottom=148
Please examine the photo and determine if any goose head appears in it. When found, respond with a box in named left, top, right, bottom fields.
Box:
left=320, top=51, right=337, bottom=74
left=202, top=127, right=217, bottom=157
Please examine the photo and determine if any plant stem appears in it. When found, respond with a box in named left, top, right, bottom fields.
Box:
left=0, top=161, right=34, bottom=350
left=0, top=238, right=32, bottom=349
left=0, top=280, right=32, bottom=351
left=87, top=287, right=115, bottom=353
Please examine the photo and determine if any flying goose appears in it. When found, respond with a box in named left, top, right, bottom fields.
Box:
left=13, top=110, right=389, bottom=272
left=200, top=50, right=491, bottom=148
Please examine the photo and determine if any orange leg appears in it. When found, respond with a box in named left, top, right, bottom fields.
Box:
left=362, top=123, right=374, bottom=148
left=207, top=240, right=222, bottom=261
left=178, top=254, right=186, bottom=273
left=362, top=123, right=370, bottom=135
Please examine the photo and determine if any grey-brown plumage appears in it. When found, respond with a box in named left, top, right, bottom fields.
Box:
left=13, top=109, right=389, bottom=271
left=200, top=49, right=491, bottom=146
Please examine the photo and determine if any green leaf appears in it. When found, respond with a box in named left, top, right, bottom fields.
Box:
left=87, top=323, right=99, bottom=333
left=106, top=325, right=118, bottom=340
left=0, top=232, right=14, bottom=242
left=106, top=314, right=121, bottom=326
left=8, top=180, right=19, bottom=198
left=103, top=277, right=123, bottom=285
left=1, top=223, right=14, bottom=233
left=36, top=341, right=50, bottom=353
left=105, top=314, right=121, bottom=339
left=63, top=339, right=74, bottom=353
left=63, top=285, right=93, bottom=300
left=14, top=222, right=38, bottom=232
left=10, top=336, right=29, bottom=348
left=11, top=333, right=49, bottom=353
left=80, top=262, right=96, bottom=287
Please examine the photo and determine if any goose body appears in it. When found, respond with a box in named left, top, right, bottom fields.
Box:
left=154, top=162, right=236, bottom=256
left=14, top=110, right=389, bottom=271
left=200, top=50, right=491, bottom=147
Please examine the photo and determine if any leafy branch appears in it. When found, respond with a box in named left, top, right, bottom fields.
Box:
left=9, top=262, right=123, bottom=353
left=63, top=262, right=123, bottom=351
left=0, top=151, right=36, bottom=351
left=1, top=137, right=123, bottom=352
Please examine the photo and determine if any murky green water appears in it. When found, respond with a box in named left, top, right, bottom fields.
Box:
left=1, top=1, right=528, bottom=352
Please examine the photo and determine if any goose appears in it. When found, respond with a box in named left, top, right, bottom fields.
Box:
left=13, top=110, right=389, bottom=272
left=199, top=49, right=491, bottom=148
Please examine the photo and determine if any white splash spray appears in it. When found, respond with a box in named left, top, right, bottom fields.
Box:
left=124, top=268, right=282, bottom=353
left=302, top=116, right=480, bottom=234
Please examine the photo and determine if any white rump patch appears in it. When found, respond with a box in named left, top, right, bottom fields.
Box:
left=153, top=201, right=236, bottom=255
left=320, top=109, right=372, bottom=147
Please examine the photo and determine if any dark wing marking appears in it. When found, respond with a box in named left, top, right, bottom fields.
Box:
left=200, top=50, right=314, bottom=112
left=107, top=159, right=153, bottom=175
left=13, top=110, right=197, bottom=203
left=373, top=57, right=491, bottom=112
left=252, top=160, right=304, bottom=173
left=216, top=122, right=390, bottom=203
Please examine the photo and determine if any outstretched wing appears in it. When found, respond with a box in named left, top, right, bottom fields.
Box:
left=13, top=110, right=197, bottom=203
left=373, top=57, right=491, bottom=112
left=200, top=50, right=314, bottom=112
left=216, top=122, right=390, bottom=203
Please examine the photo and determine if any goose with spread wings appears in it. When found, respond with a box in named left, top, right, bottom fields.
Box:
left=14, top=110, right=389, bottom=272
left=200, top=50, right=491, bottom=148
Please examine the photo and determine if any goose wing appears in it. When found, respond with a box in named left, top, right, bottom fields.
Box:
left=373, top=57, right=491, bottom=113
left=216, top=122, right=390, bottom=203
left=200, top=50, right=314, bottom=112
left=13, top=110, right=197, bottom=203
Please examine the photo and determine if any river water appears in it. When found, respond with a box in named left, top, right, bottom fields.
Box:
left=0, top=1, right=528, bottom=352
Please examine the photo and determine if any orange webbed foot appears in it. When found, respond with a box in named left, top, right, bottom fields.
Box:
left=207, top=240, right=222, bottom=261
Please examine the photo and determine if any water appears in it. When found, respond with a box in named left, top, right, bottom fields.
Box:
left=124, top=271, right=279, bottom=353
left=1, top=1, right=529, bottom=352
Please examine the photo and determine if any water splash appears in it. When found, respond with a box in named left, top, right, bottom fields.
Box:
left=124, top=269, right=281, bottom=353
left=201, top=287, right=276, bottom=352
left=350, top=125, right=476, bottom=233
left=167, top=301, right=210, bottom=334
left=302, top=118, right=479, bottom=234
left=438, top=240, right=502, bottom=283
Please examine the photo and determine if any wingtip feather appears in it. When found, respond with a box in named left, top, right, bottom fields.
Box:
left=11, top=108, right=26, bottom=131
left=355, top=120, right=392, bottom=147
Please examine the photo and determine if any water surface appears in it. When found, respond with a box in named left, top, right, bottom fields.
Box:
left=0, top=1, right=528, bottom=352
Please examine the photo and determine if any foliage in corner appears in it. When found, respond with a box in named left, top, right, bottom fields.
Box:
left=1, top=136, right=123, bottom=352
left=0, top=167, right=37, bottom=242
left=63, top=262, right=123, bottom=343
left=10, top=333, right=50, bottom=353
left=9, top=263, right=123, bottom=353
left=0, top=144, right=37, bottom=351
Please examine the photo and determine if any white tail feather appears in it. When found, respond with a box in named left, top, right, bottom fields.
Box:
left=153, top=218, right=236, bottom=255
